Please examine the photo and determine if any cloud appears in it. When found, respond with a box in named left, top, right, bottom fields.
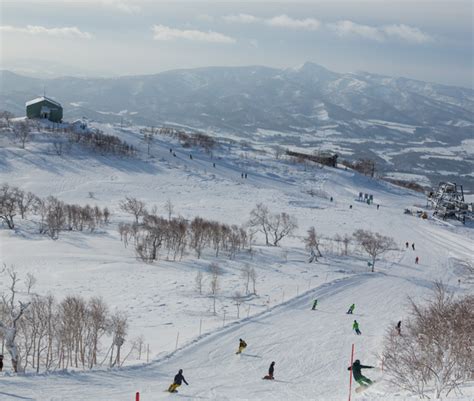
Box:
left=265, top=15, right=320, bottom=30
left=383, top=24, right=432, bottom=43
left=224, top=13, right=320, bottom=30
left=100, top=0, right=141, bottom=13
left=223, top=14, right=261, bottom=24
left=152, top=25, right=235, bottom=43
left=328, top=20, right=384, bottom=41
left=328, top=20, right=432, bottom=43
left=0, top=25, right=93, bottom=39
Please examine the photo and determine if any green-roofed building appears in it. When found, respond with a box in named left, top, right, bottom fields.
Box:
left=26, top=96, right=63, bottom=123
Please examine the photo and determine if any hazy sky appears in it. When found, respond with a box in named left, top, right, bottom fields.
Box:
left=1, top=0, right=472, bottom=87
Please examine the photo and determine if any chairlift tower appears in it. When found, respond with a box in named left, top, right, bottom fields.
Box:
left=428, top=182, right=472, bottom=222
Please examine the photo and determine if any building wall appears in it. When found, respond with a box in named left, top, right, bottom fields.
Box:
left=26, top=100, right=63, bottom=122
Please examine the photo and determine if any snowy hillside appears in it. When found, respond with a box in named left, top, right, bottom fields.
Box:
left=0, top=121, right=473, bottom=400
left=1, top=63, right=473, bottom=190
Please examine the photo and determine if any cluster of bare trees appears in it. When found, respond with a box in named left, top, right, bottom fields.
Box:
left=248, top=203, right=298, bottom=246
left=0, top=184, right=110, bottom=239
left=119, top=203, right=248, bottom=263
left=383, top=283, right=473, bottom=399
left=158, top=127, right=216, bottom=153
left=0, top=268, right=132, bottom=373
left=302, top=228, right=395, bottom=270
left=67, top=128, right=136, bottom=157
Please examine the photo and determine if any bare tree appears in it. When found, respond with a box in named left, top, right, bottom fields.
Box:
left=0, top=184, right=17, bottom=229
left=249, top=267, right=258, bottom=295
left=241, top=264, right=251, bottom=295
left=164, top=199, right=174, bottom=221
left=304, top=226, right=323, bottom=262
left=233, top=291, right=244, bottom=318
left=248, top=203, right=271, bottom=245
left=13, top=121, right=31, bottom=149
left=195, top=271, right=203, bottom=295
left=268, top=212, right=298, bottom=246
left=382, top=283, right=473, bottom=399
left=353, top=229, right=396, bottom=272
left=109, top=312, right=128, bottom=368
left=25, top=273, right=37, bottom=294
left=119, top=197, right=147, bottom=224
left=0, top=110, right=14, bottom=127
left=209, top=263, right=221, bottom=315
left=0, top=268, right=31, bottom=372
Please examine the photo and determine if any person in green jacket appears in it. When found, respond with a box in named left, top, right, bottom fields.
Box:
left=348, top=359, right=374, bottom=386
left=353, top=320, right=361, bottom=335
left=311, top=299, right=318, bottom=310
left=347, top=304, right=355, bottom=314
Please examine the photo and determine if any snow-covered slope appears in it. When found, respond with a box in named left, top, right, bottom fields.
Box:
left=0, top=122, right=473, bottom=400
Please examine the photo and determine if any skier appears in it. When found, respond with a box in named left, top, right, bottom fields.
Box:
left=396, top=320, right=402, bottom=336
left=236, top=338, right=247, bottom=354
left=349, top=205, right=353, bottom=209
left=377, top=204, right=380, bottom=210
left=348, top=359, right=374, bottom=387
left=405, top=242, right=409, bottom=249
left=0, top=354, right=3, bottom=372
left=213, top=162, right=216, bottom=168
left=168, top=369, right=189, bottom=393
left=311, top=299, right=318, bottom=310
left=411, top=243, right=415, bottom=251
left=245, top=173, right=247, bottom=179
left=415, top=256, right=419, bottom=264
left=263, top=361, right=275, bottom=380
left=189, top=154, right=193, bottom=160
left=347, top=304, right=355, bottom=314
left=353, top=320, right=361, bottom=335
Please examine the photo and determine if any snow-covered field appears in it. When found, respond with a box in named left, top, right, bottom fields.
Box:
left=0, top=122, right=473, bottom=400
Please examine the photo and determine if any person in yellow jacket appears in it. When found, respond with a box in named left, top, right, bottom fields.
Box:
left=236, top=338, right=247, bottom=354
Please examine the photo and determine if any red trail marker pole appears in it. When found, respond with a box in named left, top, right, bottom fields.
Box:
left=135, top=392, right=140, bottom=401
left=348, top=343, right=355, bottom=401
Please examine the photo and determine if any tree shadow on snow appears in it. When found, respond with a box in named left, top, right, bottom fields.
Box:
left=0, top=392, right=35, bottom=400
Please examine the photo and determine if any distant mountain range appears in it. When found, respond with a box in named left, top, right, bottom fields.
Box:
left=1, top=63, right=473, bottom=190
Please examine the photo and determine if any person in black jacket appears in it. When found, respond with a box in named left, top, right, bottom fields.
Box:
left=0, top=354, right=3, bottom=372
left=168, top=369, right=189, bottom=393
left=263, top=361, right=275, bottom=380
left=348, top=359, right=374, bottom=386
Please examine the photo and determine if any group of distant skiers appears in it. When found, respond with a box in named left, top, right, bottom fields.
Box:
left=405, top=241, right=420, bottom=264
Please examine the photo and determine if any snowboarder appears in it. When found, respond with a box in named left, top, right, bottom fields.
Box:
left=396, top=320, right=402, bottom=336
left=0, top=354, right=3, bottom=372
left=189, top=154, right=193, bottom=160
left=241, top=172, right=244, bottom=179
left=236, top=338, right=247, bottom=354
left=244, top=173, right=247, bottom=179
left=415, top=256, right=419, bottom=264
left=349, top=205, right=353, bottom=209
left=330, top=197, right=333, bottom=202
left=263, top=361, right=275, bottom=380
left=348, top=359, right=374, bottom=387
left=347, top=304, right=355, bottom=314
left=312, top=299, right=318, bottom=310
left=405, top=242, right=409, bottom=249
left=353, top=320, right=361, bottom=335
left=168, top=369, right=189, bottom=393
left=411, top=243, right=415, bottom=251
left=213, top=162, right=216, bottom=168
left=169, top=148, right=172, bottom=153
left=377, top=204, right=380, bottom=210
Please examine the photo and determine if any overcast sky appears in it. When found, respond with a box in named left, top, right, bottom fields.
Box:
left=1, top=0, right=472, bottom=87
